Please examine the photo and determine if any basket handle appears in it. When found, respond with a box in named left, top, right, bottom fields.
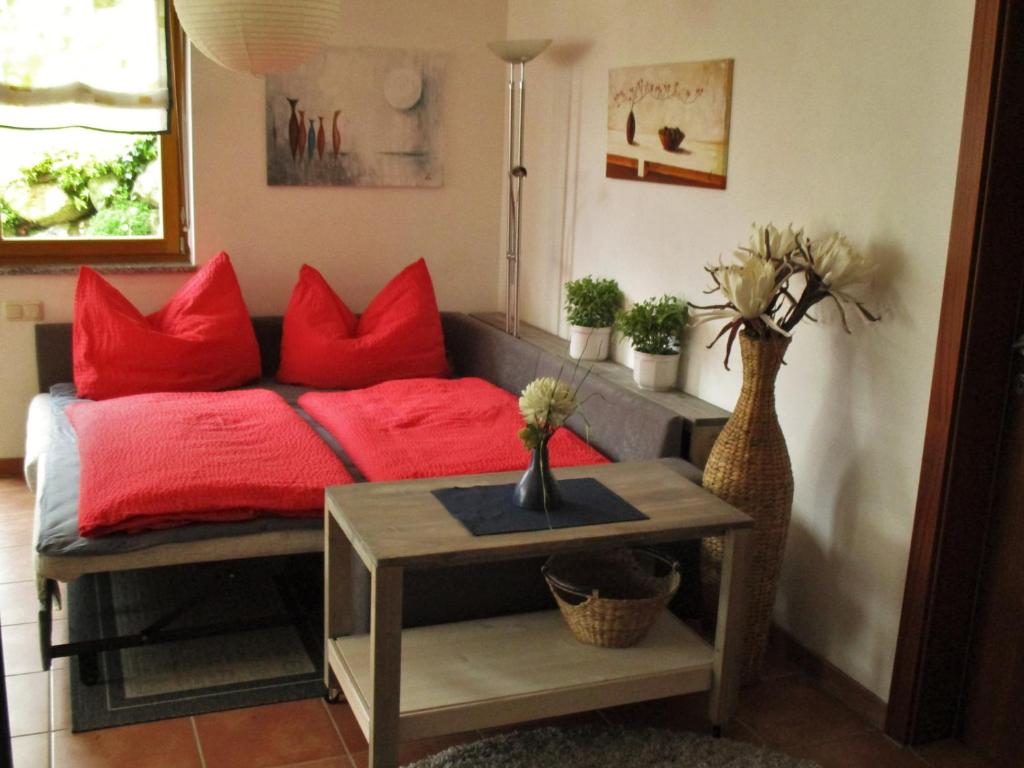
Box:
left=542, top=566, right=599, bottom=601
left=541, top=548, right=680, bottom=601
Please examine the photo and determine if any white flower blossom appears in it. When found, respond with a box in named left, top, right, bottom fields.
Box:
left=720, top=253, right=777, bottom=320
left=746, top=223, right=802, bottom=261
left=519, top=377, right=576, bottom=431
left=810, top=233, right=876, bottom=296
left=694, top=251, right=790, bottom=337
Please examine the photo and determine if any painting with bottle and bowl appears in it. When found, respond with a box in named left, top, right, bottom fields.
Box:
left=607, top=58, right=733, bottom=190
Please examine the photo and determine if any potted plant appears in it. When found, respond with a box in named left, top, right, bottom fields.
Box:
left=615, top=295, right=688, bottom=391
left=564, top=276, right=624, bottom=361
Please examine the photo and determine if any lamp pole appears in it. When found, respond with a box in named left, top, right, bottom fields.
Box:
left=488, top=39, right=551, bottom=337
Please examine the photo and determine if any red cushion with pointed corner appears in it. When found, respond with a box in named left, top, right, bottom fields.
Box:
left=73, top=252, right=261, bottom=400
left=277, top=259, right=448, bottom=389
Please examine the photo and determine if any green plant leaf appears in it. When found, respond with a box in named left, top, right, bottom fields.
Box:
left=564, top=275, right=624, bottom=328
left=615, top=295, right=689, bottom=355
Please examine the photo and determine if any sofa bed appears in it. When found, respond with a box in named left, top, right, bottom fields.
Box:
left=28, top=312, right=704, bottom=671
left=25, top=255, right=704, bottom=678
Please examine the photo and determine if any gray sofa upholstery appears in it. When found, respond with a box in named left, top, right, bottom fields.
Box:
left=442, top=314, right=691, bottom=465
left=33, top=311, right=703, bottom=624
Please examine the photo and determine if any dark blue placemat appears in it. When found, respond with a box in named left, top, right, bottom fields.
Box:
left=432, top=477, right=648, bottom=536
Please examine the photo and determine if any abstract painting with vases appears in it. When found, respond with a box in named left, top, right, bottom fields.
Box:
left=266, top=47, right=444, bottom=187
left=606, top=58, right=733, bottom=190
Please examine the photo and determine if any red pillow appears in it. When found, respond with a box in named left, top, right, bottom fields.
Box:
left=73, top=252, right=261, bottom=400
left=277, top=259, right=448, bottom=389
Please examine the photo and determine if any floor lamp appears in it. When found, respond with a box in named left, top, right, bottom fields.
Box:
left=487, top=39, right=552, bottom=337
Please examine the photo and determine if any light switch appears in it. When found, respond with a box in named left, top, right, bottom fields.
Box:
left=22, top=301, right=43, bottom=321
left=3, top=302, right=23, bottom=321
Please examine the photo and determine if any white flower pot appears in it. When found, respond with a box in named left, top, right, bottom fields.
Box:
left=568, top=325, right=612, bottom=361
left=632, top=350, right=680, bottom=391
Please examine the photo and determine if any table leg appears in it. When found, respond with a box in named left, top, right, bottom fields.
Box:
left=708, top=528, right=751, bottom=730
left=324, top=511, right=353, bottom=698
left=369, top=566, right=403, bottom=768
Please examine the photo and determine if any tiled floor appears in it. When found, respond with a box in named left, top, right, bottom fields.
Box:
left=0, top=478, right=990, bottom=767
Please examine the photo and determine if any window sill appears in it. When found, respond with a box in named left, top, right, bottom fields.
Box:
left=0, top=262, right=196, bottom=276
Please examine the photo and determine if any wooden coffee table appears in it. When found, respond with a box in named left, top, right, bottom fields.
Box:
left=323, top=459, right=752, bottom=768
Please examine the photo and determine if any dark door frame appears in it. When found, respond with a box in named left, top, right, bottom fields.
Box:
left=886, top=0, right=1024, bottom=745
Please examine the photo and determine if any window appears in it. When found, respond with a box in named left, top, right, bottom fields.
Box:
left=0, top=2, right=187, bottom=266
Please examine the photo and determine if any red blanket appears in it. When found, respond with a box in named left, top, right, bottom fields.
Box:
left=67, top=390, right=352, bottom=536
left=298, top=377, right=608, bottom=482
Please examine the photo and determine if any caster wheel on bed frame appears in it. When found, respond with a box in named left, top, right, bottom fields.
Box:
left=78, top=653, right=101, bottom=686
left=324, top=687, right=342, bottom=704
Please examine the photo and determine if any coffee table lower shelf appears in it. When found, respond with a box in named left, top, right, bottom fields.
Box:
left=327, top=608, right=714, bottom=742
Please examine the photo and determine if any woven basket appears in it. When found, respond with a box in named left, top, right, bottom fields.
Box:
left=543, top=549, right=681, bottom=648
left=702, top=332, right=793, bottom=683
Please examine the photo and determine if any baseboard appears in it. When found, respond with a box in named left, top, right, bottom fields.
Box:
left=770, top=624, right=887, bottom=729
left=0, top=458, right=23, bottom=478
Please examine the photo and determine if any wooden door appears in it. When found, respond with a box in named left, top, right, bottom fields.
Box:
left=886, top=0, right=1024, bottom=745
left=960, top=332, right=1024, bottom=766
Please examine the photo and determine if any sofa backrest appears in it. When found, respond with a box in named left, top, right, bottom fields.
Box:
left=34, top=312, right=686, bottom=464
left=441, top=314, right=685, bottom=463
left=34, top=316, right=287, bottom=393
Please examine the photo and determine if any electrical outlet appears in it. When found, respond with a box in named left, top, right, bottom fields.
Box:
left=22, top=301, right=43, bottom=321
left=2, top=300, right=44, bottom=321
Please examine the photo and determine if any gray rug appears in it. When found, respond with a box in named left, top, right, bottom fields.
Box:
left=407, top=726, right=819, bottom=768
left=68, top=555, right=324, bottom=732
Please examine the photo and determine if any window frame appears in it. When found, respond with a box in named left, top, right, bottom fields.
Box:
left=0, top=14, right=188, bottom=267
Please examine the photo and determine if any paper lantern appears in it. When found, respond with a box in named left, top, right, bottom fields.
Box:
left=174, top=0, right=341, bottom=75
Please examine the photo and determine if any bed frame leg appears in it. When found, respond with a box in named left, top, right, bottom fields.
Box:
left=37, top=579, right=56, bottom=672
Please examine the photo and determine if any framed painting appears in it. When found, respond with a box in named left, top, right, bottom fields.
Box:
left=607, top=58, right=733, bottom=189
left=266, top=47, right=445, bottom=188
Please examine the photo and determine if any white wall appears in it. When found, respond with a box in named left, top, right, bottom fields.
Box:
left=506, top=0, right=974, bottom=699
left=0, top=0, right=508, bottom=458
left=0, top=0, right=975, bottom=703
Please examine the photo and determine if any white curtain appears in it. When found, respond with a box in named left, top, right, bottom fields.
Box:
left=0, top=0, right=170, bottom=133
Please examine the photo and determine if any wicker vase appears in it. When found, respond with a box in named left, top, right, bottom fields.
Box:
left=701, top=332, right=793, bottom=683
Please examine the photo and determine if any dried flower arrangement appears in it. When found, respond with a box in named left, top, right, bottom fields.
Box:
left=690, top=223, right=879, bottom=368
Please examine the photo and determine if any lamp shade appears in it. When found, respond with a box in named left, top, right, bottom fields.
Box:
left=174, top=0, right=341, bottom=75
left=486, top=39, right=552, bottom=64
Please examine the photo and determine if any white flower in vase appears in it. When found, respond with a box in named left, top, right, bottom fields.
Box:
left=718, top=253, right=781, bottom=324
left=745, top=223, right=802, bottom=262
left=518, top=376, right=578, bottom=450
left=808, top=233, right=877, bottom=296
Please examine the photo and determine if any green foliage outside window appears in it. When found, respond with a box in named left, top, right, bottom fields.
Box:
left=1, top=136, right=159, bottom=239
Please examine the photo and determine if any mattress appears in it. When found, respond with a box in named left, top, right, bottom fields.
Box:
left=24, top=393, right=51, bottom=494
left=34, top=380, right=358, bottom=565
